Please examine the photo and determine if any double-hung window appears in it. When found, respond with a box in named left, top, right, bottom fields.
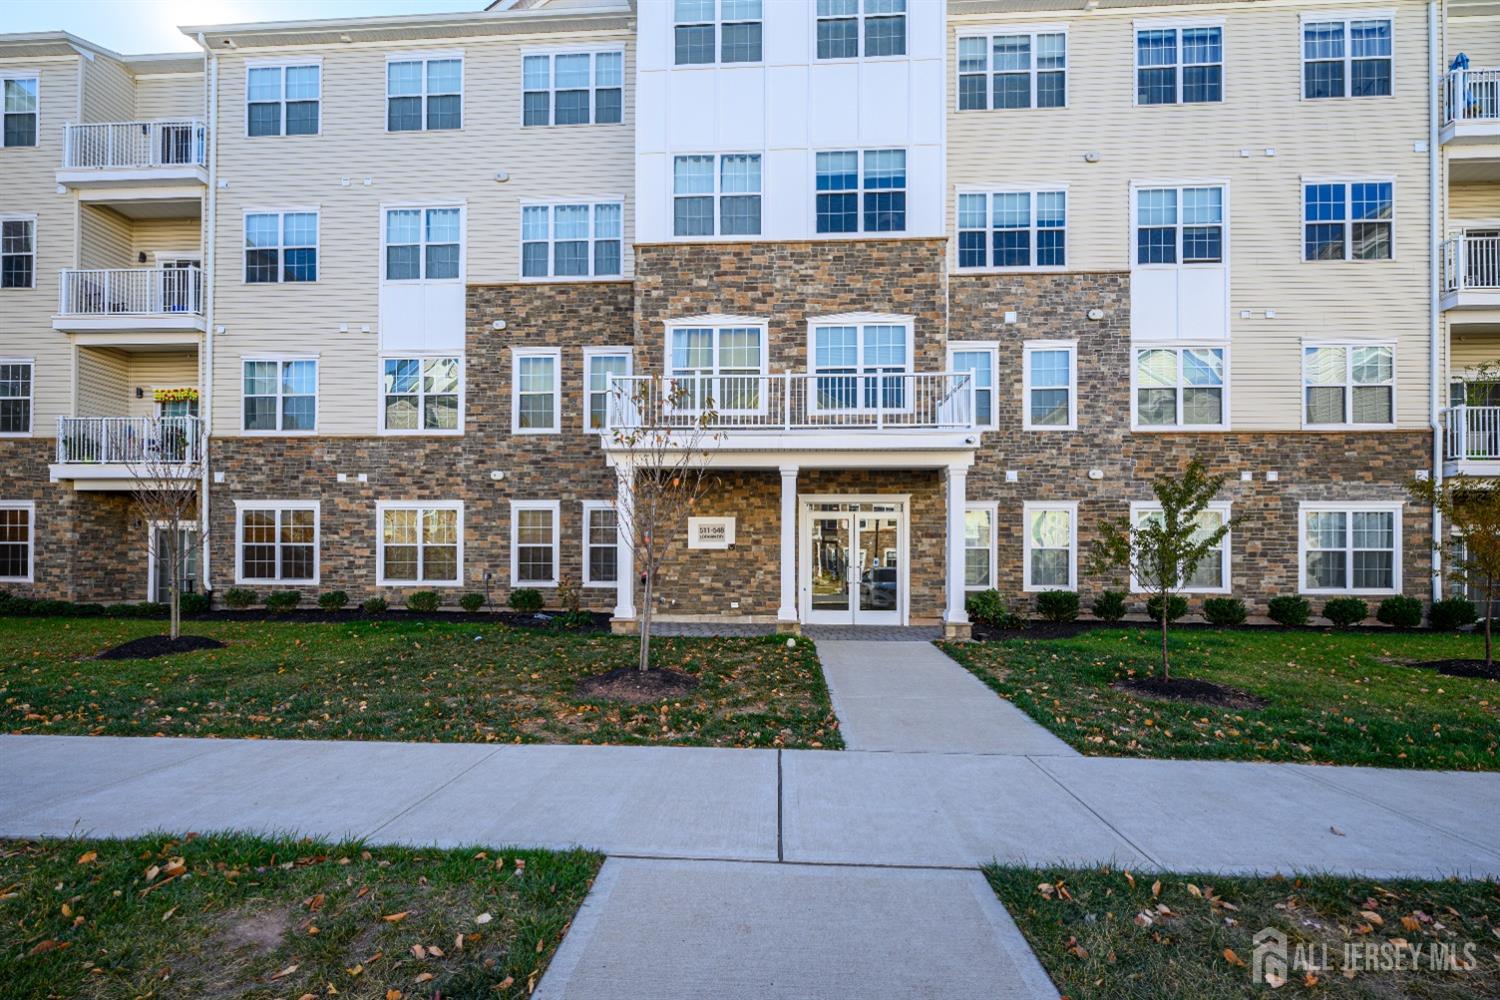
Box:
left=957, top=190, right=1065, bottom=269
left=513, top=348, right=561, bottom=433
left=1136, top=25, right=1222, bottom=104
left=385, top=207, right=461, bottom=280
left=1, top=217, right=34, bottom=288
left=958, top=31, right=1066, bottom=110
left=244, top=212, right=317, bottom=283
left=0, top=501, right=33, bottom=582
left=964, top=503, right=996, bottom=591
left=1301, top=503, right=1400, bottom=594
left=1304, top=18, right=1392, bottom=99
left=511, top=501, right=559, bottom=587
left=382, top=357, right=460, bottom=433
left=669, top=323, right=765, bottom=412
left=811, top=319, right=910, bottom=412
left=247, top=64, right=320, bottom=136
left=1131, top=502, right=1231, bottom=592
left=523, top=51, right=623, bottom=126
left=1304, top=181, right=1393, bottom=261
left=584, top=348, right=632, bottom=432
left=0, top=359, right=32, bottom=434
left=1134, top=346, right=1225, bottom=428
left=2, top=76, right=37, bottom=147
left=1303, top=344, right=1394, bottom=426
left=235, top=502, right=318, bottom=584
left=815, top=149, right=906, bottom=234
left=675, top=0, right=762, bottom=65
left=583, top=501, right=618, bottom=586
left=948, top=343, right=996, bottom=430
left=817, top=0, right=906, bottom=60
left=1023, top=341, right=1076, bottom=430
left=380, top=501, right=462, bottom=586
left=243, top=358, right=316, bottom=432
left=387, top=56, right=462, bottom=131
left=1024, top=502, right=1076, bottom=591
left=674, top=154, right=760, bottom=237
left=1136, top=186, right=1224, bottom=265
left=522, top=202, right=623, bottom=278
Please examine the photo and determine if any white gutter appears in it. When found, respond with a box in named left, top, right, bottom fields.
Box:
left=1429, top=0, right=1443, bottom=602
left=197, top=31, right=218, bottom=594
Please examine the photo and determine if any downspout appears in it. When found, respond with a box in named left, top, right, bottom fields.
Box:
left=1428, top=1, right=1443, bottom=602
left=197, top=33, right=218, bottom=595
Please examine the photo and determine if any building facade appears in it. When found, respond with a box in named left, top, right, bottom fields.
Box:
left=2, top=0, right=1497, bottom=634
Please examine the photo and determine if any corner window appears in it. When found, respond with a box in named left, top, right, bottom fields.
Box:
left=1304, top=18, right=1392, bottom=99
left=522, top=202, right=623, bottom=278
left=675, top=0, right=762, bottom=65
left=583, top=501, right=618, bottom=585
left=1136, top=26, right=1222, bottom=105
left=816, top=149, right=906, bottom=234
left=1135, top=186, right=1224, bottom=265
left=674, top=154, right=761, bottom=237
left=1023, top=502, right=1076, bottom=591
left=585, top=348, right=632, bottom=432
left=964, top=503, right=995, bottom=591
left=1132, top=502, right=1230, bottom=592
left=669, top=323, right=765, bottom=412
left=1304, top=181, right=1393, bottom=261
left=244, top=212, right=317, bottom=283
left=382, top=356, right=460, bottom=433
left=0, top=359, right=33, bottom=434
left=1301, top=504, right=1400, bottom=594
left=957, top=190, right=1065, bottom=269
left=380, top=502, right=462, bottom=586
left=2, top=76, right=37, bottom=147
left=384, top=207, right=461, bottom=280
left=511, top=501, right=559, bottom=587
left=1023, top=341, right=1076, bottom=430
left=235, top=502, right=318, bottom=583
left=243, top=358, right=316, bottom=432
left=1, top=217, right=35, bottom=289
left=817, top=0, right=906, bottom=60
left=513, top=349, right=561, bottom=433
left=523, top=51, right=623, bottom=126
left=958, top=31, right=1065, bottom=110
left=1134, top=346, right=1225, bottom=428
left=1303, top=344, right=1393, bottom=426
left=948, top=344, right=996, bottom=430
left=387, top=57, right=462, bottom=131
left=0, top=501, right=35, bottom=582
left=247, top=64, right=320, bottom=136
left=811, top=321, right=910, bottom=412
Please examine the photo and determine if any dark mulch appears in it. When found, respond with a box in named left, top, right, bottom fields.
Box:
left=574, top=667, right=700, bottom=704
left=96, top=634, right=227, bottom=661
left=1112, top=676, right=1269, bottom=710
left=1408, top=658, right=1500, bottom=681
left=970, top=618, right=1450, bottom=642
left=191, top=608, right=612, bottom=632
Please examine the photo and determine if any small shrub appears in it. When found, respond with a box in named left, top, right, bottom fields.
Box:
left=265, top=591, right=302, bottom=613
left=1429, top=596, right=1478, bottom=631
left=406, top=590, right=441, bottom=613
left=1035, top=590, right=1080, bottom=623
left=509, top=588, right=543, bottom=614
left=1321, top=597, right=1368, bottom=628
left=32, top=599, right=76, bottom=617
left=549, top=610, right=596, bottom=631
left=1091, top=589, right=1127, bottom=623
left=1202, top=596, right=1247, bottom=627
left=1267, top=595, right=1311, bottom=627
left=965, top=589, right=1021, bottom=629
left=362, top=596, right=389, bottom=614
left=1145, top=593, right=1188, bottom=623
left=1375, top=595, right=1423, bottom=629
left=318, top=590, right=349, bottom=612
left=458, top=592, right=485, bottom=612
left=557, top=575, right=581, bottom=614
left=72, top=603, right=107, bottom=617
left=179, top=591, right=211, bottom=615
left=224, top=587, right=257, bottom=610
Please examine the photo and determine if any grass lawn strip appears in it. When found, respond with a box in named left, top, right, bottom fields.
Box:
left=942, top=628, right=1500, bottom=770
left=0, top=618, right=841, bottom=750
left=988, top=864, right=1500, bottom=999
left=0, top=834, right=601, bottom=1000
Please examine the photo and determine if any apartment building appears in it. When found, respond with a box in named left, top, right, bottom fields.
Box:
left=1, top=0, right=1495, bottom=635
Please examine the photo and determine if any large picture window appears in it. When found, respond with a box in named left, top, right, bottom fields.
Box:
left=382, top=356, right=460, bottom=433
left=247, top=64, right=320, bottom=136
left=1300, top=503, right=1400, bottom=594
left=811, top=320, right=911, bottom=411
left=243, top=358, right=316, bottom=432
left=523, top=50, right=623, bottom=126
left=379, top=502, right=462, bottom=586
left=385, top=207, right=461, bottom=280
left=958, top=30, right=1065, bottom=110
left=1134, top=346, right=1225, bottom=428
left=387, top=57, right=462, bottom=131
left=1303, top=344, right=1394, bottom=427
left=244, top=212, right=317, bottom=283
left=669, top=323, right=765, bottom=412
left=957, top=190, right=1065, bottom=269
left=522, top=202, right=622, bottom=278
left=235, top=502, right=318, bottom=584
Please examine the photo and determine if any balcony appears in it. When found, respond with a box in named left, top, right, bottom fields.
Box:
left=49, top=416, right=203, bottom=490
left=1441, top=235, right=1500, bottom=313
left=1442, top=68, right=1500, bottom=146
left=54, top=267, right=205, bottom=337
left=57, top=120, right=207, bottom=213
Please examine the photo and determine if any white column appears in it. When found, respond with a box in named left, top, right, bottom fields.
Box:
left=944, top=464, right=970, bottom=628
left=778, top=465, right=799, bottom=624
left=613, top=463, right=636, bottom=621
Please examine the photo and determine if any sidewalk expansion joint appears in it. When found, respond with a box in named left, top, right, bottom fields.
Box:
left=605, top=852, right=984, bottom=874
left=776, top=749, right=784, bottom=862
left=1024, top=755, right=1164, bottom=869
left=360, top=746, right=506, bottom=842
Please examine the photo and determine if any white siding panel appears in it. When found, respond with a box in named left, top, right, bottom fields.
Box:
left=808, top=62, right=861, bottom=147
left=669, top=72, right=717, bottom=148
left=766, top=148, right=806, bottom=235
left=1131, top=270, right=1179, bottom=341
left=860, top=61, right=911, bottom=146
left=75, top=348, right=128, bottom=418
left=717, top=67, right=765, bottom=149
left=766, top=66, right=809, bottom=148
left=1180, top=269, right=1229, bottom=340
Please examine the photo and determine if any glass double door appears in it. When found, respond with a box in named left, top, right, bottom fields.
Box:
left=803, top=502, right=904, bottom=625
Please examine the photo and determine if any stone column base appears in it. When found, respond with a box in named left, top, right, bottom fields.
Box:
left=942, top=620, right=973, bottom=641
left=609, top=617, right=639, bottom=635
left=774, top=620, right=802, bottom=636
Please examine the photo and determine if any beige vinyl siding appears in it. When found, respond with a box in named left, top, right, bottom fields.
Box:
left=1447, top=15, right=1500, bottom=67
left=1449, top=182, right=1500, bottom=222
left=209, top=28, right=636, bottom=437
left=948, top=1, right=1433, bottom=432
left=126, top=351, right=200, bottom=418
left=81, top=54, right=134, bottom=124
left=74, top=347, right=129, bottom=417
left=134, top=73, right=204, bottom=120
left=1450, top=331, right=1500, bottom=378
left=78, top=205, right=135, bottom=269
left=131, top=217, right=203, bottom=259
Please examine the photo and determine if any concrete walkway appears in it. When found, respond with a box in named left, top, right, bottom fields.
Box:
left=818, top=640, right=1078, bottom=755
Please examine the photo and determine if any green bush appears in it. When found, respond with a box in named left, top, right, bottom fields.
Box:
left=1, top=596, right=38, bottom=615
left=509, top=588, right=543, bottom=614
left=31, top=599, right=76, bottom=617
left=1429, top=596, right=1478, bottom=631
left=1321, top=597, right=1368, bottom=628
left=965, top=589, right=1021, bottom=629
left=1035, top=590, right=1080, bottom=623
left=406, top=590, right=441, bottom=613
left=1202, top=596, right=1247, bottom=626
left=72, top=603, right=106, bottom=617
left=1375, top=595, right=1423, bottom=629
left=265, top=591, right=302, bottom=613
left=1145, top=593, right=1188, bottom=623
left=458, top=592, right=486, bottom=612
left=179, top=591, right=211, bottom=615
left=549, top=610, right=596, bottom=631
left=1091, top=590, right=1128, bottom=623
left=1267, top=595, right=1311, bottom=627
left=362, top=596, right=389, bottom=614
left=223, top=587, right=257, bottom=610
left=318, top=590, right=349, bottom=611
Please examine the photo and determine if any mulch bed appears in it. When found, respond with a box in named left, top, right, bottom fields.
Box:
left=96, top=634, right=227, bottom=661
left=970, top=619, right=1445, bottom=641
left=574, top=667, right=700, bottom=704
left=1407, top=658, right=1500, bottom=681
left=1112, top=676, right=1269, bottom=710
left=195, top=609, right=612, bottom=632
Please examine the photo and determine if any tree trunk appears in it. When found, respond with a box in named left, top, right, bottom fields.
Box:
left=1486, top=578, right=1493, bottom=668
left=638, top=570, right=653, bottom=674
left=167, top=537, right=181, bottom=640
left=1159, top=595, right=1170, bottom=682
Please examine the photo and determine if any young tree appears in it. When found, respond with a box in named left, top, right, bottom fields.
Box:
left=1409, top=474, right=1500, bottom=666
left=124, top=414, right=205, bottom=641
left=1089, top=459, right=1233, bottom=681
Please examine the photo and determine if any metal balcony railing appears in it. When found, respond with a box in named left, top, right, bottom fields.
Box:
left=1443, top=68, right=1500, bottom=126
left=59, top=267, right=203, bottom=317
left=61, top=120, right=206, bottom=170
left=55, top=416, right=203, bottom=466
left=1442, top=235, right=1500, bottom=294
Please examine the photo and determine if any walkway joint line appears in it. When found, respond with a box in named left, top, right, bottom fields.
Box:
left=360, top=746, right=506, bottom=842
left=1024, top=756, right=1164, bottom=869
left=776, top=748, right=784, bottom=863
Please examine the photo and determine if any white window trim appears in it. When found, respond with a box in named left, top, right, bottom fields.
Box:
left=671, top=1, right=764, bottom=68
left=1022, top=500, right=1078, bottom=593
left=805, top=313, right=916, bottom=417
left=581, top=499, right=618, bottom=588
left=583, top=346, right=633, bottom=434
left=384, top=51, right=465, bottom=133
left=241, top=356, right=318, bottom=435
left=376, top=499, right=465, bottom=588
left=0, top=500, right=35, bottom=583
left=0, top=213, right=37, bottom=290
left=511, top=499, right=561, bottom=588
left=1300, top=176, right=1397, bottom=263
left=380, top=202, right=467, bottom=284
left=1301, top=341, right=1397, bottom=430
left=813, top=0, right=909, bottom=64
left=954, top=186, right=1068, bottom=273
left=664, top=315, right=770, bottom=416
left=244, top=59, right=323, bottom=138
left=1299, top=11, right=1397, bottom=102
left=377, top=354, right=464, bottom=436
left=1, top=72, right=39, bottom=149
left=1022, top=339, right=1078, bottom=431
left=1129, top=179, right=1231, bottom=270
left=520, top=47, right=626, bottom=127
left=812, top=147, right=908, bottom=236
left=233, top=500, right=320, bottom=585
left=964, top=500, right=998, bottom=592
left=1297, top=500, right=1403, bottom=596
left=1128, top=500, right=1232, bottom=594
left=955, top=25, right=1069, bottom=112
left=512, top=346, right=562, bottom=434
left=947, top=341, right=998, bottom=432
left=145, top=519, right=200, bottom=602
left=671, top=151, right=763, bottom=240
left=241, top=208, right=319, bottom=285
left=0, top=356, right=34, bottom=437
left=518, top=198, right=626, bottom=281
left=1132, top=20, right=1225, bottom=107
left=1130, top=343, right=1231, bottom=432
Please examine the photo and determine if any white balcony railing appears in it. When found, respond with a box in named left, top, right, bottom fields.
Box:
left=1443, top=68, right=1500, bottom=126
left=59, top=267, right=203, bottom=317
left=1442, top=235, right=1500, bottom=294
left=61, top=120, right=206, bottom=170
left=605, top=371, right=975, bottom=435
left=56, top=416, right=203, bottom=466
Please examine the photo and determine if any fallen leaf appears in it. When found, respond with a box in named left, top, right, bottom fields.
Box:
left=77, top=852, right=97, bottom=865
left=410, top=945, right=427, bottom=959
left=144, top=865, right=160, bottom=882
left=475, top=912, right=492, bottom=925
left=1151, top=880, right=1162, bottom=898
left=1361, top=910, right=1384, bottom=926
left=495, top=977, right=515, bottom=990
left=306, top=893, right=326, bottom=911
left=382, top=911, right=410, bottom=924
left=1187, top=884, right=1202, bottom=898
left=1266, top=971, right=1287, bottom=988
left=27, top=939, right=62, bottom=956
left=386, top=991, right=402, bottom=1000
left=1223, top=948, right=1245, bottom=967
left=270, top=964, right=299, bottom=981
left=415, top=973, right=434, bottom=983
left=162, top=906, right=177, bottom=922
left=427, top=945, right=445, bottom=958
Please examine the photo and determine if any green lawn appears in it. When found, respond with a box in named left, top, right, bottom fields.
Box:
left=0, top=834, right=600, bottom=1000
left=989, top=863, right=1500, bottom=999
left=0, top=618, right=842, bottom=749
left=942, top=628, right=1499, bottom=770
